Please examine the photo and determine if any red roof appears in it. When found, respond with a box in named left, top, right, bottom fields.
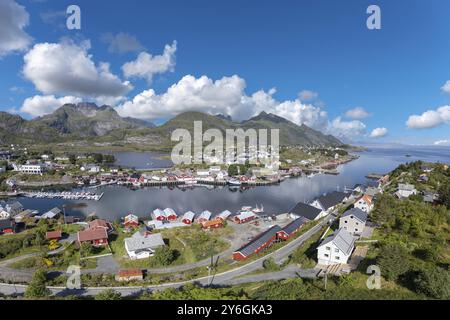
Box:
left=89, top=219, right=110, bottom=230
left=77, top=228, right=108, bottom=242
left=46, top=230, right=62, bottom=239
left=117, top=269, right=143, bottom=278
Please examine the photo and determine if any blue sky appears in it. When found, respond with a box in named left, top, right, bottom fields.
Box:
left=1, top=0, right=449, bottom=145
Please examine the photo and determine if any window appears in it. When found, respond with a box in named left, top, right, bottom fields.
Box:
left=334, top=248, right=339, bottom=253
left=335, top=256, right=340, bottom=260
left=325, top=246, right=331, bottom=251
left=344, top=220, right=348, bottom=224
left=324, top=254, right=329, bottom=258
left=355, top=228, right=359, bottom=232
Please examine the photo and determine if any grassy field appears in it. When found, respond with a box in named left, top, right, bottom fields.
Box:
left=109, top=224, right=232, bottom=269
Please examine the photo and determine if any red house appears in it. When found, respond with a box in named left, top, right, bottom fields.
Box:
left=201, top=218, right=223, bottom=230
left=0, top=219, right=15, bottom=235
left=234, top=211, right=256, bottom=224
left=233, top=225, right=282, bottom=261
left=77, top=228, right=109, bottom=247
left=124, top=214, right=139, bottom=227
left=163, top=208, right=177, bottom=221
left=182, top=211, right=195, bottom=225
left=276, top=217, right=308, bottom=240
left=152, top=209, right=166, bottom=221
left=89, top=219, right=113, bottom=233
left=46, top=230, right=62, bottom=241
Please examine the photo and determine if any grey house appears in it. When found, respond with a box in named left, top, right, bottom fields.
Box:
left=339, top=208, right=368, bottom=236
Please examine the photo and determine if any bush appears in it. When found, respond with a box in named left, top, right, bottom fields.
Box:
left=262, top=257, right=281, bottom=271
left=376, top=243, right=410, bottom=281
left=95, top=289, right=122, bottom=300
left=413, top=267, right=450, bottom=299
left=24, top=269, right=51, bottom=299
left=152, top=246, right=175, bottom=266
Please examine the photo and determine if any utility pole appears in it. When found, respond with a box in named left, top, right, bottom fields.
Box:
left=63, top=204, right=66, bottom=225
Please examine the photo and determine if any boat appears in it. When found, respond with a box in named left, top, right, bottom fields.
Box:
left=228, top=178, right=241, bottom=186
left=253, top=204, right=264, bottom=214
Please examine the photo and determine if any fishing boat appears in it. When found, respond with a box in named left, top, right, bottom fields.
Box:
left=252, top=204, right=264, bottom=214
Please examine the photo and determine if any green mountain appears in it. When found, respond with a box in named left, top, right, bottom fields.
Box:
left=0, top=105, right=342, bottom=148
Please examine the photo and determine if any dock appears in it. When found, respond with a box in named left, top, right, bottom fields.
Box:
left=22, top=191, right=104, bottom=201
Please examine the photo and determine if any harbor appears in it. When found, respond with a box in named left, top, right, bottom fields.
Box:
left=22, top=191, right=104, bottom=201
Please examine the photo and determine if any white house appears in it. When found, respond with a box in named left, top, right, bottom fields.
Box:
left=395, top=184, right=417, bottom=199
left=124, top=231, right=165, bottom=260
left=339, top=208, right=368, bottom=236
left=196, top=169, right=210, bottom=177
left=354, top=195, right=374, bottom=213
left=310, top=191, right=349, bottom=213
left=13, top=163, right=45, bottom=175
left=317, top=228, right=355, bottom=265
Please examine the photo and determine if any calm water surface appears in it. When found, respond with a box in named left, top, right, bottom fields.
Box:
left=17, top=146, right=450, bottom=220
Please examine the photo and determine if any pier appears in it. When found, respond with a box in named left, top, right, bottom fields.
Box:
left=22, top=191, right=104, bottom=201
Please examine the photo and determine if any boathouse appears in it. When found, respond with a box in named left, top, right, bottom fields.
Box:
left=234, top=211, right=256, bottom=224
left=197, top=210, right=212, bottom=223
left=201, top=218, right=223, bottom=230
left=217, top=210, right=232, bottom=221
left=152, top=208, right=166, bottom=221
left=164, top=208, right=177, bottom=221
left=233, top=225, right=282, bottom=261
left=124, top=214, right=139, bottom=227
left=182, top=211, right=195, bottom=225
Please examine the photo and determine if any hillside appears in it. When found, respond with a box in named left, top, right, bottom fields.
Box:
left=0, top=105, right=343, bottom=149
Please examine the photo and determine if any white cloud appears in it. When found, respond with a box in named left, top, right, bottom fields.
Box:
left=406, top=106, right=450, bottom=129
left=21, top=95, right=82, bottom=117
left=329, top=117, right=366, bottom=140
left=116, top=74, right=366, bottom=140
left=298, top=90, right=318, bottom=101
left=441, top=80, right=450, bottom=93
left=434, top=139, right=450, bottom=146
left=102, top=32, right=144, bottom=54
left=345, top=107, right=371, bottom=119
left=23, top=40, right=133, bottom=98
left=369, top=127, right=388, bottom=138
left=122, top=41, right=177, bottom=83
left=0, top=0, right=32, bottom=57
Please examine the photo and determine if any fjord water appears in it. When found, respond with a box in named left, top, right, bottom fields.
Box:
left=17, top=146, right=450, bottom=220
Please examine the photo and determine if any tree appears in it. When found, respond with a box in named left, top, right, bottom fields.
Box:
left=152, top=246, right=175, bottom=266
left=92, top=153, right=103, bottom=164
left=413, top=267, right=450, bottom=299
left=376, top=243, right=410, bottom=281
left=95, top=289, right=122, bottom=300
left=24, top=269, right=51, bottom=299
left=262, top=257, right=280, bottom=271
left=68, top=154, right=77, bottom=165
left=438, top=182, right=450, bottom=209
left=80, top=242, right=93, bottom=257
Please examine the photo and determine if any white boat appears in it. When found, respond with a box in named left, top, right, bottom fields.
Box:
left=228, top=178, right=241, bottom=186
left=253, top=204, right=264, bottom=214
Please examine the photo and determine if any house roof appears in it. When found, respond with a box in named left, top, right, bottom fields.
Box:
left=319, top=228, right=355, bottom=255
left=182, top=211, right=195, bottom=221
left=281, top=216, right=309, bottom=235
left=289, top=202, right=322, bottom=221
left=341, top=208, right=368, bottom=224
left=42, top=207, right=62, bottom=219
left=8, top=201, right=23, bottom=210
left=0, top=219, right=14, bottom=230
left=46, top=230, right=62, bottom=239
left=316, top=191, right=349, bottom=210
left=89, top=219, right=110, bottom=230
left=117, top=269, right=143, bottom=278
left=235, top=211, right=255, bottom=220
left=201, top=219, right=223, bottom=228
left=218, top=210, right=232, bottom=220
left=234, top=225, right=282, bottom=257
left=125, top=232, right=165, bottom=252
left=163, top=208, right=177, bottom=217
left=398, top=184, right=416, bottom=191
left=77, top=228, right=108, bottom=242
left=198, top=210, right=212, bottom=220
left=357, top=194, right=373, bottom=205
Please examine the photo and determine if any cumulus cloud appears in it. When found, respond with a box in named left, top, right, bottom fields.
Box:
left=328, top=117, right=366, bottom=140
left=441, top=80, right=450, bottom=93
left=102, top=32, right=144, bottom=54
left=406, top=106, right=450, bottom=129
left=0, top=0, right=32, bottom=57
left=298, top=90, right=318, bottom=101
left=21, top=95, right=82, bottom=117
left=434, top=139, right=450, bottom=146
left=345, top=107, right=371, bottom=119
left=23, top=40, right=133, bottom=98
left=116, top=74, right=366, bottom=139
left=122, top=41, right=177, bottom=83
left=369, top=127, right=388, bottom=138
